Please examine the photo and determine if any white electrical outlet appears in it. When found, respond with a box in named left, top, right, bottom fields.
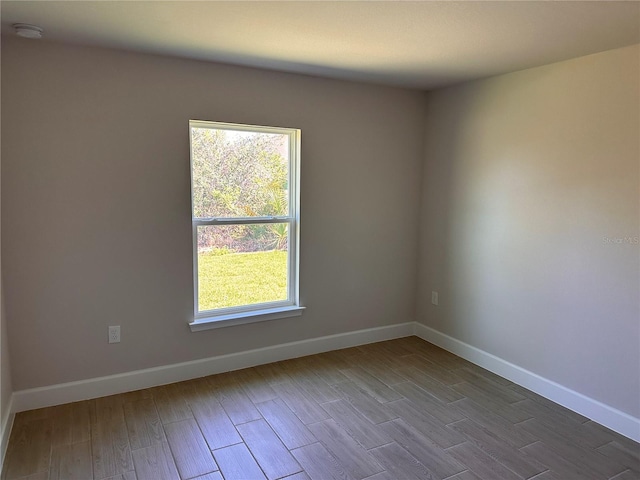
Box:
left=108, top=325, right=121, bottom=344
left=431, top=291, right=439, bottom=306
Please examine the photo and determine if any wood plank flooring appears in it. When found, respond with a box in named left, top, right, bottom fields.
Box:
left=2, top=337, right=639, bottom=480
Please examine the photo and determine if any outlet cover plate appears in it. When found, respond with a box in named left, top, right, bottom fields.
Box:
left=108, top=325, right=121, bottom=343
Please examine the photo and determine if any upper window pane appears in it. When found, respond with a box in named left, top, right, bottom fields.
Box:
left=191, top=126, right=289, bottom=218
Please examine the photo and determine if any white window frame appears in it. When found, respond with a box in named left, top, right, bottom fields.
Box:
left=188, top=120, right=303, bottom=331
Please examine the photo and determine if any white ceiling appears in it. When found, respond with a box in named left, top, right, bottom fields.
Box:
left=2, top=1, right=639, bottom=90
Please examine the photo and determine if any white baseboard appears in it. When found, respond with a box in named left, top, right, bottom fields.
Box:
left=11, top=322, right=414, bottom=413
left=414, top=322, right=640, bottom=442
left=8, top=320, right=638, bottom=444
left=0, top=394, right=14, bottom=473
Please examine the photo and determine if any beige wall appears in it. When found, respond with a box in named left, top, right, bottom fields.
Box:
left=1, top=287, right=11, bottom=427
left=1, top=122, right=12, bottom=432
left=418, top=45, right=639, bottom=417
left=1, top=37, right=425, bottom=390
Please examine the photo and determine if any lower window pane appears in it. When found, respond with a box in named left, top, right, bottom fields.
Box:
left=197, top=224, right=289, bottom=312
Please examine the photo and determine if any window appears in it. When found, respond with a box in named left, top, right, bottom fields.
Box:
left=189, top=121, right=303, bottom=330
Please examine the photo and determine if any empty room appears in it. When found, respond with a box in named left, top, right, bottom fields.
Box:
left=1, top=1, right=639, bottom=479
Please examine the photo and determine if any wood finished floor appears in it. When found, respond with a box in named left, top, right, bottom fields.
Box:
left=2, top=337, right=639, bottom=480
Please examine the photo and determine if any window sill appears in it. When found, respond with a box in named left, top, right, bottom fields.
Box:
left=189, top=305, right=305, bottom=332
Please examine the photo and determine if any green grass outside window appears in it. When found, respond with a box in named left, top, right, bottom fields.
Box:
left=198, top=250, right=288, bottom=311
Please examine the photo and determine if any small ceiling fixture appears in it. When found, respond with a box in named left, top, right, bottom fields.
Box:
left=13, top=23, right=43, bottom=39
